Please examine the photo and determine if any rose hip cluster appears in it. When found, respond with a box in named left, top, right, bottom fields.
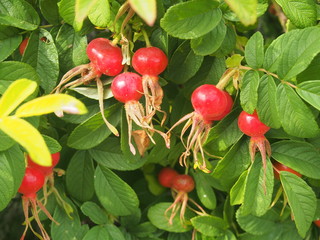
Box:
left=18, top=153, right=60, bottom=240
left=53, top=37, right=235, bottom=164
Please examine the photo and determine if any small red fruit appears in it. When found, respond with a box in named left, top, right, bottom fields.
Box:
left=167, top=84, right=232, bottom=172
left=171, top=174, right=195, bottom=193
left=132, top=47, right=168, bottom=124
left=54, top=38, right=124, bottom=136
left=111, top=72, right=143, bottom=103
left=238, top=110, right=270, bottom=137
left=273, top=161, right=302, bottom=179
left=86, top=38, right=123, bottom=76
left=111, top=72, right=167, bottom=155
left=132, top=47, right=168, bottom=76
left=19, top=38, right=29, bottom=55
left=18, top=167, right=45, bottom=198
left=27, top=152, right=60, bottom=176
left=314, top=220, right=320, bottom=228
left=158, top=167, right=178, bottom=188
left=191, top=84, right=230, bottom=122
left=18, top=167, right=57, bottom=240
left=238, top=110, right=271, bottom=193
left=165, top=174, right=204, bottom=226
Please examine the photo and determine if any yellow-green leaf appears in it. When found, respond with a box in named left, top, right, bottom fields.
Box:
left=225, top=0, right=257, bottom=26
left=0, top=79, right=37, bottom=117
left=0, top=117, right=51, bottom=166
left=74, top=0, right=98, bottom=31
left=128, top=0, right=156, bottom=26
left=15, top=94, right=87, bottom=118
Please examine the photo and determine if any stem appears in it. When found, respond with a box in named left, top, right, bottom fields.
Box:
left=239, top=65, right=279, bottom=79
left=141, top=29, right=152, bottom=47
left=216, top=68, right=237, bottom=90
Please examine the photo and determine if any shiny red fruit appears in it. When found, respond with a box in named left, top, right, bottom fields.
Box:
left=86, top=38, right=123, bottom=76
left=172, top=174, right=195, bottom=193
left=273, top=161, right=302, bottom=179
left=158, top=167, right=179, bottom=188
left=111, top=72, right=143, bottom=103
left=238, top=110, right=270, bottom=137
left=132, top=47, right=168, bottom=76
left=18, top=167, right=45, bottom=198
left=210, top=91, right=233, bottom=121
left=191, top=84, right=229, bottom=121
left=19, top=38, right=29, bottom=55
left=27, top=152, right=60, bottom=176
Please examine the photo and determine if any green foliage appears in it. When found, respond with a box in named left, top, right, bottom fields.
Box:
left=1, top=0, right=320, bottom=239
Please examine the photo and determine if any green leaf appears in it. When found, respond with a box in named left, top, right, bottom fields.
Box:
left=0, top=130, right=14, bottom=151
left=297, top=54, right=320, bottom=82
left=256, top=75, right=281, bottom=129
left=0, top=26, right=21, bottom=62
left=81, top=201, right=109, bottom=225
left=190, top=18, right=227, bottom=56
left=205, top=108, right=243, bottom=154
left=59, top=0, right=75, bottom=26
left=271, top=140, right=320, bottom=179
left=147, top=202, right=194, bottom=232
left=280, top=171, right=317, bottom=238
left=89, top=137, right=146, bottom=171
left=194, top=171, right=217, bottom=210
left=275, top=0, right=317, bottom=28
left=15, top=94, right=87, bottom=118
left=22, top=28, right=59, bottom=93
left=0, top=61, right=39, bottom=95
left=0, top=145, right=24, bottom=211
left=94, top=165, right=139, bottom=216
left=224, top=0, right=257, bottom=26
left=5, top=144, right=25, bottom=193
left=166, top=41, right=204, bottom=84
left=83, top=226, right=112, bottom=240
left=244, top=31, right=264, bottom=69
left=236, top=208, right=279, bottom=235
left=296, top=80, right=320, bottom=111
left=230, top=170, right=248, bottom=206
left=74, top=0, right=98, bottom=31
left=0, top=78, right=37, bottom=117
left=68, top=103, right=120, bottom=149
left=212, top=25, right=237, bottom=57
left=66, top=151, right=95, bottom=202
left=276, top=84, right=320, bottom=138
left=211, top=138, right=250, bottom=191
left=0, top=0, right=40, bottom=30
left=277, top=27, right=320, bottom=80
left=88, top=0, right=110, bottom=27
left=51, top=204, right=89, bottom=240
left=191, top=215, right=228, bottom=237
left=240, top=70, right=259, bottom=114
left=160, top=0, right=221, bottom=39
left=128, top=0, right=157, bottom=26
left=42, top=135, right=62, bottom=154
left=39, top=0, right=61, bottom=25
left=263, top=31, right=294, bottom=72
left=0, top=117, right=51, bottom=166
left=55, top=24, right=88, bottom=73
left=241, top=156, right=274, bottom=216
